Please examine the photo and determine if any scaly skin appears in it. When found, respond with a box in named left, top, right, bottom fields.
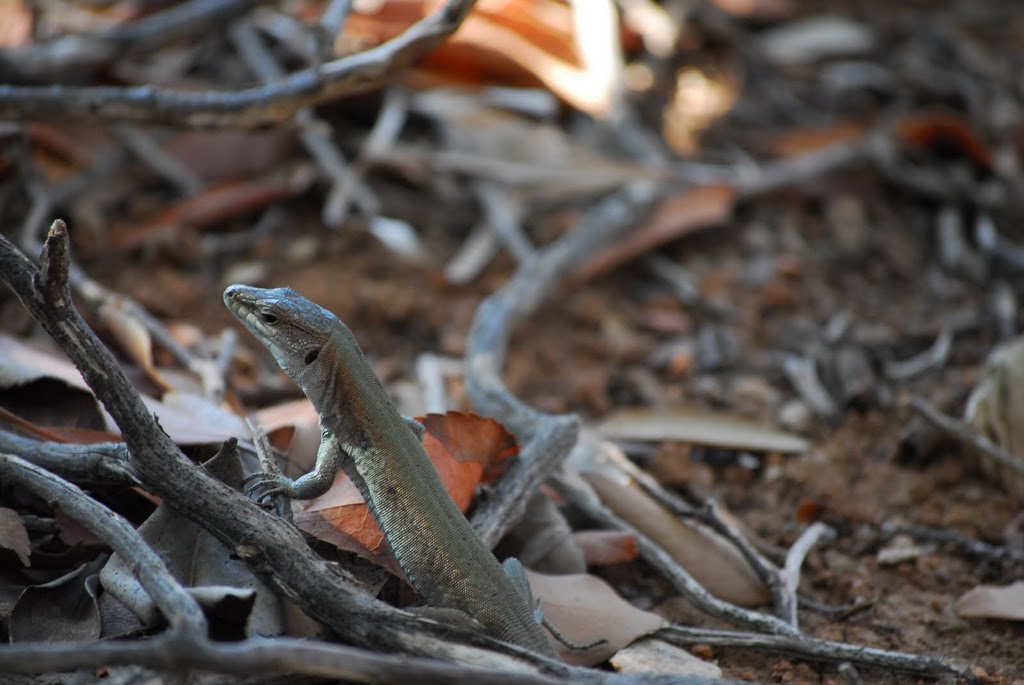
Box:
left=224, top=285, right=557, bottom=658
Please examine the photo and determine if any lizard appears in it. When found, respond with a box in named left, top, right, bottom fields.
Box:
left=223, top=284, right=558, bottom=658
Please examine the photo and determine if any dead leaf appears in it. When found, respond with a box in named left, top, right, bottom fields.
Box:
left=405, top=90, right=664, bottom=201
left=0, top=507, right=30, bottom=566
left=419, top=411, right=518, bottom=485
left=759, top=15, right=876, bottom=64
left=963, top=337, right=1024, bottom=499
left=526, top=570, right=667, bottom=666
left=955, top=581, right=1024, bottom=621
left=107, top=163, right=317, bottom=252
left=163, top=130, right=298, bottom=182
left=0, top=405, right=118, bottom=444
left=573, top=185, right=735, bottom=282
left=876, top=534, right=930, bottom=566
left=10, top=557, right=104, bottom=643
left=293, top=472, right=404, bottom=577
left=344, top=0, right=641, bottom=116
left=97, top=298, right=173, bottom=393
left=598, top=407, right=809, bottom=453
left=572, top=530, right=639, bottom=566
left=896, top=111, right=994, bottom=173
left=765, top=121, right=868, bottom=157
left=584, top=471, right=770, bottom=606
left=611, top=638, right=722, bottom=677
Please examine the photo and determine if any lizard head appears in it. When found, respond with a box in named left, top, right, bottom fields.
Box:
left=223, top=284, right=337, bottom=383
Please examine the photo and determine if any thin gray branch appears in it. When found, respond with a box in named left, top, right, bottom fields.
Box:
left=661, top=625, right=968, bottom=680
left=0, top=0, right=477, bottom=127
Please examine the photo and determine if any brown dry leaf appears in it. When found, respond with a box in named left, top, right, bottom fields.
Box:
left=572, top=530, right=639, bottom=566
left=764, top=121, right=869, bottom=156
left=419, top=411, right=518, bottom=486
left=0, top=405, right=119, bottom=444
left=97, top=298, right=173, bottom=393
left=107, top=163, right=316, bottom=253
left=0, top=506, right=30, bottom=566
left=955, top=581, right=1024, bottom=621
left=295, top=412, right=502, bottom=570
left=10, top=558, right=104, bottom=643
left=163, top=130, right=299, bottom=182
left=598, top=407, right=809, bottom=453
left=526, top=570, right=666, bottom=666
left=584, top=471, right=770, bottom=606
left=896, top=110, right=994, bottom=173
left=573, top=185, right=735, bottom=282
left=294, top=472, right=404, bottom=577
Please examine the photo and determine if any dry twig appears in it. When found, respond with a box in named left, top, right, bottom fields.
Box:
left=0, top=0, right=478, bottom=127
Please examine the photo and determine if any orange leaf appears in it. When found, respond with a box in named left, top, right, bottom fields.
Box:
left=896, top=111, right=993, bottom=173
left=419, top=411, right=519, bottom=486
left=574, top=184, right=735, bottom=282
left=794, top=498, right=828, bottom=523
left=573, top=530, right=639, bottom=566
left=342, top=0, right=641, bottom=115
left=295, top=472, right=403, bottom=577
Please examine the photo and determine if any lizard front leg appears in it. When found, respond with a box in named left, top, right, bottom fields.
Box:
left=246, top=429, right=344, bottom=502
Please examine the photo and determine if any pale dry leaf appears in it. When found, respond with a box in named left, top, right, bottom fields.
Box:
left=525, top=569, right=667, bottom=666
left=583, top=471, right=770, bottom=606
left=0, top=507, right=30, bottom=566
left=408, top=90, right=663, bottom=200
left=964, top=337, right=1024, bottom=498
left=598, top=407, right=808, bottom=453
left=610, top=637, right=722, bottom=677
left=0, top=332, right=91, bottom=391
left=97, top=299, right=173, bottom=392
left=150, top=392, right=248, bottom=445
left=10, top=558, right=104, bottom=643
left=955, top=581, right=1024, bottom=621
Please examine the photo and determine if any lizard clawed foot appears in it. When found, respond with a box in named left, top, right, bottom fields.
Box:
left=243, top=472, right=293, bottom=505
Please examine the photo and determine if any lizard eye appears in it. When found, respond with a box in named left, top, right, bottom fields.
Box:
left=304, top=349, right=320, bottom=364
left=259, top=309, right=278, bottom=325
